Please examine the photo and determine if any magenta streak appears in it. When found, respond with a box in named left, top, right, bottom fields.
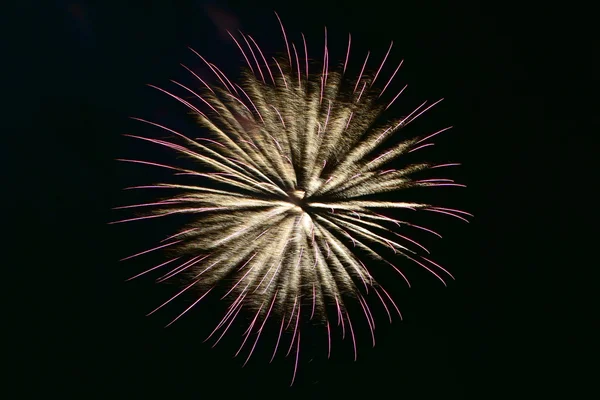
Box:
left=122, top=185, right=174, bottom=190
left=375, top=127, right=393, bottom=142
left=301, top=32, right=308, bottom=79
left=156, top=254, right=209, bottom=283
left=343, top=33, right=351, bottom=75
left=421, top=256, right=455, bottom=280
left=254, top=262, right=276, bottom=293
left=335, top=297, right=345, bottom=338
left=310, top=284, right=316, bottom=320
left=209, top=63, right=240, bottom=95
left=358, top=295, right=375, bottom=347
left=323, top=100, right=332, bottom=133
left=404, top=98, right=444, bottom=127
left=356, top=81, right=367, bottom=103
left=109, top=211, right=178, bottom=225
left=129, top=117, right=197, bottom=144
left=239, top=32, right=264, bottom=83
left=286, top=303, right=301, bottom=357
left=368, top=150, right=393, bottom=165
left=191, top=260, right=220, bottom=280
left=286, top=297, right=298, bottom=330
left=415, top=126, right=453, bottom=145
left=119, top=240, right=182, bottom=262
left=290, top=331, right=301, bottom=387
left=393, top=232, right=430, bottom=254
left=270, top=105, right=286, bottom=128
left=430, top=206, right=473, bottom=217
left=244, top=291, right=278, bottom=366
left=170, top=80, right=220, bottom=115
left=319, top=76, right=325, bottom=105
left=226, top=30, right=255, bottom=74
left=394, top=100, right=427, bottom=128
left=379, top=60, right=403, bottom=98
left=160, top=228, right=199, bottom=243
left=431, top=162, right=461, bottom=169
left=272, top=57, right=288, bottom=89
left=146, top=278, right=200, bottom=316
left=323, top=27, right=329, bottom=89
left=350, top=259, right=369, bottom=292
left=354, top=51, right=370, bottom=93
left=234, top=84, right=265, bottom=123
left=416, top=178, right=454, bottom=182
left=112, top=200, right=181, bottom=210
left=375, top=126, right=395, bottom=144
left=405, top=254, right=447, bottom=286
left=147, top=84, right=206, bottom=118
left=235, top=301, right=264, bottom=357
left=274, top=12, right=292, bottom=67
left=188, top=47, right=232, bottom=93
left=126, top=257, right=181, bottom=282
left=212, top=299, right=245, bottom=347
left=346, top=311, right=357, bottom=361
left=372, top=212, right=399, bottom=225
left=165, top=287, right=213, bottom=328
left=385, top=84, right=408, bottom=110
left=408, top=143, right=435, bottom=153
left=326, top=320, right=331, bottom=358
left=204, top=293, right=246, bottom=342
left=403, top=222, right=442, bottom=238
left=180, top=64, right=215, bottom=94
left=379, top=285, right=402, bottom=319
left=255, top=228, right=271, bottom=240
left=225, top=93, right=253, bottom=115
left=221, top=263, right=257, bottom=300
left=373, top=287, right=392, bottom=323
left=358, top=259, right=374, bottom=283
left=385, top=260, right=411, bottom=287
left=371, top=41, right=393, bottom=87
left=194, top=137, right=226, bottom=148
left=123, top=135, right=192, bottom=157
left=238, top=253, right=258, bottom=271
left=270, top=313, right=286, bottom=363
left=424, top=208, right=470, bottom=223
left=238, top=139, right=258, bottom=149
left=362, top=295, right=376, bottom=330
left=292, top=42, right=301, bottom=88
left=295, top=247, right=304, bottom=269
left=423, top=183, right=467, bottom=188
left=343, top=229, right=356, bottom=247
left=248, top=35, right=275, bottom=85
left=262, top=259, right=284, bottom=294
left=266, top=133, right=283, bottom=152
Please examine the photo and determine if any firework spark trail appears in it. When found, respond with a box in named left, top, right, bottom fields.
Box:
left=115, top=12, right=471, bottom=384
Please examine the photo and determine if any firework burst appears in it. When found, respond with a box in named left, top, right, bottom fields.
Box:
left=113, top=13, right=471, bottom=385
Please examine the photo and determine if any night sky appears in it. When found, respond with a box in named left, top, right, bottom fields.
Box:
left=11, top=1, right=593, bottom=398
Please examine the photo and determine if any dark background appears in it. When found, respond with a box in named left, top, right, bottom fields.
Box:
left=10, top=0, right=594, bottom=398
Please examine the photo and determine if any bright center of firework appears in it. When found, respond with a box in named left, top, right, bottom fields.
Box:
left=288, top=189, right=307, bottom=211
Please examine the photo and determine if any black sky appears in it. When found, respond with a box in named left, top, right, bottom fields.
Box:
left=10, top=0, right=594, bottom=398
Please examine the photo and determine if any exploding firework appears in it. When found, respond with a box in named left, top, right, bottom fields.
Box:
left=113, top=13, right=471, bottom=384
